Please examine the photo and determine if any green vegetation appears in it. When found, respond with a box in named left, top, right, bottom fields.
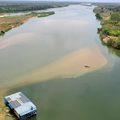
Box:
left=0, top=1, right=77, bottom=13
left=37, top=11, right=55, bottom=17
left=111, top=13, right=120, bottom=21
left=0, top=2, right=65, bottom=13
left=0, top=1, right=80, bottom=36
left=95, top=13, right=102, bottom=20
left=94, top=4, right=120, bottom=49
left=0, top=31, right=5, bottom=36
left=0, top=11, right=55, bottom=36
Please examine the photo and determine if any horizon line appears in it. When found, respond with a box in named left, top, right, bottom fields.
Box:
left=0, top=0, right=120, bottom=3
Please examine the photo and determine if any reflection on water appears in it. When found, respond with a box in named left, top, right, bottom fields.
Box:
left=30, top=116, right=37, bottom=120
left=108, top=47, right=120, bottom=57
left=100, top=40, right=120, bottom=57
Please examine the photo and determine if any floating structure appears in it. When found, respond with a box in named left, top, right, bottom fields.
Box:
left=4, top=92, right=37, bottom=120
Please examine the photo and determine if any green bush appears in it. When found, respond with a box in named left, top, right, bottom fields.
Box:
left=111, top=13, right=120, bottom=22
left=110, top=30, right=120, bottom=36
left=102, top=28, right=110, bottom=35
left=0, top=31, right=5, bottom=36
left=96, top=13, right=102, bottom=20
left=112, top=38, right=120, bottom=49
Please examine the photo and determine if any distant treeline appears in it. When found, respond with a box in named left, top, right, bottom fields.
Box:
left=0, top=1, right=79, bottom=13
left=93, top=3, right=120, bottom=12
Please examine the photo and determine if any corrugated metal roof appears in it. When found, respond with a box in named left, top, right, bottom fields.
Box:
left=4, top=92, right=37, bottom=116
left=15, top=102, right=36, bottom=116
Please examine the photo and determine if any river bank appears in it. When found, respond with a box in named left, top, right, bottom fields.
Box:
left=94, top=5, right=120, bottom=49
left=0, top=94, right=15, bottom=120
left=0, top=11, right=55, bottom=36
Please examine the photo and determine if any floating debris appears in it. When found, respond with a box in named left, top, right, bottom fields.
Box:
left=84, top=65, right=90, bottom=68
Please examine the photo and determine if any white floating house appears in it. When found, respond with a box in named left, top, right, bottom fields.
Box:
left=4, top=92, right=37, bottom=120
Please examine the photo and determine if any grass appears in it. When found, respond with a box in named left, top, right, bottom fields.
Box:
left=37, top=11, right=55, bottom=17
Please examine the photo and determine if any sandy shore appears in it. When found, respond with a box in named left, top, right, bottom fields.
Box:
left=0, top=96, right=13, bottom=120
left=0, top=12, right=55, bottom=36
left=0, top=45, right=107, bottom=92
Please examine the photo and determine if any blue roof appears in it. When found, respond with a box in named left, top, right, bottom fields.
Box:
left=4, top=92, right=37, bottom=116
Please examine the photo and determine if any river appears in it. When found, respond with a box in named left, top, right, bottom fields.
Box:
left=0, top=5, right=120, bottom=120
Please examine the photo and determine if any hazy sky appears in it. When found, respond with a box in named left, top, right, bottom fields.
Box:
left=1, top=0, right=120, bottom=2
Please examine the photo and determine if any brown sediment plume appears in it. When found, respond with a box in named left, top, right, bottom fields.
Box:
left=0, top=46, right=107, bottom=120
left=0, top=33, right=35, bottom=49
left=0, top=46, right=107, bottom=92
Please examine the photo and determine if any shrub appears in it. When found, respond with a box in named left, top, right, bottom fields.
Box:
left=95, top=13, right=102, bottom=20
left=110, top=30, right=120, bottom=36
left=102, top=28, right=110, bottom=35
left=111, top=13, right=120, bottom=22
